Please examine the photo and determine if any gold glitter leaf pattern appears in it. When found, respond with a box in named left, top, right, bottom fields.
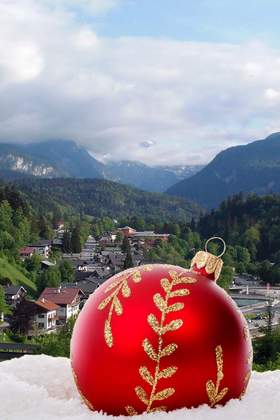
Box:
left=125, top=406, right=138, bottom=416
left=97, top=294, right=113, bottom=310
left=176, top=276, right=197, bottom=285
left=105, top=278, right=123, bottom=292
left=131, top=270, right=195, bottom=413
left=98, top=268, right=150, bottom=347
left=143, top=338, right=158, bottom=361
left=132, top=271, right=141, bottom=282
left=104, top=319, right=113, bottom=348
left=154, top=293, right=166, bottom=312
left=135, top=386, right=149, bottom=405
left=147, top=313, right=161, bottom=334
left=153, top=388, right=175, bottom=401
left=161, top=319, right=183, bottom=334
left=114, top=297, right=123, bottom=315
left=160, top=278, right=171, bottom=293
left=149, top=406, right=167, bottom=413
left=139, top=366, right=154, bottom=386
left=169, top=289, right=190, bottom=298
left=121, top=281, right=131, bottom=298
left=166, top=302, right=184, bottom=313
left=158, top=366, right=177, bottom=379
left=160, top=343, right=178, bottom=358
left=206, top=345, right=228, bottom=407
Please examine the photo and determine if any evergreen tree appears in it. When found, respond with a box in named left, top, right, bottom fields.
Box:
left=71, top=226, right=82, bottom=253
left=60, top=260, right=74, bottom=282
left=124, top=248, right=133, bottom=269
left=121, top=236, right=130, bottom=253
left=37, top=267, right=61, bottom=293
left=62, top=230, right=72, bottom=253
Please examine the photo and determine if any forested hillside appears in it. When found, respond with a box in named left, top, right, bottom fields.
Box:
left=167, top=133, right=280, bottom=208
left=14, top=178, right=202, bottom=223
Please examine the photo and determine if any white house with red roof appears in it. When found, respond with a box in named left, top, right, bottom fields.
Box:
left=19, top=247, right=35, bottom=260
left=33, top=299, right=59, bottom=332
left=39, top=287, right=84, bottom=323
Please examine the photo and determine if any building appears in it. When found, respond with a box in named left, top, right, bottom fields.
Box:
left=118, top=226, right=169, bottom=246
left=4, top=285, right=27, bottom=307
left=62, top=278, right=100, bottom=300
left=19, top=247, right=35, bottom=260
left=118, top=226, right=136, bottom=237
left=33, top=299, right=59, bottom=333
left=28, top=240, right=52, bottom=259
left=39, top=287, right=84, bottom=323
left=10, top=298, right=59, bottom=335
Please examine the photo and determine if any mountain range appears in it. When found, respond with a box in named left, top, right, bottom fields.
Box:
left=0, top=140, right=202, bottom=193
left=167, top=132, right=280, bottom=208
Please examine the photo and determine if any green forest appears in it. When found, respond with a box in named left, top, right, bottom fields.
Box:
left=1, top=179, right=280, bottom=369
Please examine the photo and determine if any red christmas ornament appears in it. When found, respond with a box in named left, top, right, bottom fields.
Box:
left=71, top=238, right=252, bottom=416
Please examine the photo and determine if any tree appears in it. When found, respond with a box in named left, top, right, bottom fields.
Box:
left=71, top=226, right=82, bottom=253
left=24, top=254, right=41, bottom=273
left=37, top=267, right=61, bottom=293
left=218, top=266, right=233, bottom=290
left=121, top=237, right=130, bottom=253
left=38, top=215, right=53, bottom=239
left=60, top=260, right=74, bottom=283
left=0, top=285, right=10, bottom=318
left=62, top=230, right=72, bottom=253
left=123, top=238, right=133, bottom=269
left=36, top=316, right=77, bottom=357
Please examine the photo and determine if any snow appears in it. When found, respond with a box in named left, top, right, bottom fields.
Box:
left=0, top=355, right=279, bottom=420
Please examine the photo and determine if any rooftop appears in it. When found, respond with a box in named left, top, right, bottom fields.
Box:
left=39, top=287, right=84, bottom=305
left=35, top=298, right=60, bottom=312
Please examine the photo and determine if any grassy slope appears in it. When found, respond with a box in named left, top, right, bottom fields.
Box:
left=0, top=257, right=36, bottom=291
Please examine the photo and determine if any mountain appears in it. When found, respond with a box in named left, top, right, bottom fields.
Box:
left=0, top=140, right=103, bottom=179
left=167, top=133, right=280, bottom=209
left=103, top=161, right=203, bottom=192
left=103, top=161, right=198, bottom=192
left=158, top=164, right=204, bottom=180
left=0, top=140, right=203, bottom=192
left=14, top=177, right=202, bottom=222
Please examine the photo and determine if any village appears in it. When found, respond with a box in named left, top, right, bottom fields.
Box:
left=1, top=222, right=280, bottom=346
left=0, top=224, right=170, bottom=338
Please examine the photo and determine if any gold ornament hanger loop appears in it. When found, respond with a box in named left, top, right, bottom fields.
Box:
left=205, top=237, right=226, bottom=258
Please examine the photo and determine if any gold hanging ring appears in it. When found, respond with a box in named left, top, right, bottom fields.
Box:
left=205, top=237, right=226, bottom=258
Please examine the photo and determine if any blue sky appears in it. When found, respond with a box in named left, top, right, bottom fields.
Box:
left=1, top=0, right=280, bottom=165
left=91, top=0, right=280, bottom=45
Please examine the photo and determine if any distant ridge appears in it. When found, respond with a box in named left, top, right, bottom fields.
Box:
left=0, top=139, right=202, bottom=192
left=14, top=177, right=202, bottom=222
left=167, top=133, right=280, bottom=209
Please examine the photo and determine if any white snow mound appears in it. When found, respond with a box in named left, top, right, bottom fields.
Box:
left=0, top=355, right=279, bottom=420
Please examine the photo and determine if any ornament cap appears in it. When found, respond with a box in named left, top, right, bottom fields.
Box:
left=191, top=237, right=226, bottom=281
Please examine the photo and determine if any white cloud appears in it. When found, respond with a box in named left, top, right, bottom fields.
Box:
left=1, top=1, right=280, bottom=165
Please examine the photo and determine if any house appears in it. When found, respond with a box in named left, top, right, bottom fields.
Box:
left=10, top=298, right=59, bottom=335
left=118, top=226, right=136, bottom=237
left=19, top=247, right=35, bottom=260
left=118, top=226, right=169, bottom=245
left=54, top=220, right=65, bottom=231
left=33, top=299, right=59, bottom=333
left=4, top=285, right=27, bottom=307
left=39, top=287, right=85, bottom=323
left=62, top=278, right=100, bottom=300
left=28, top=240, right=52, bottom=259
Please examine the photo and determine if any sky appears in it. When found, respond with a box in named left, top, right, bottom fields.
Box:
left=1, top=0, right=280, bottom=165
